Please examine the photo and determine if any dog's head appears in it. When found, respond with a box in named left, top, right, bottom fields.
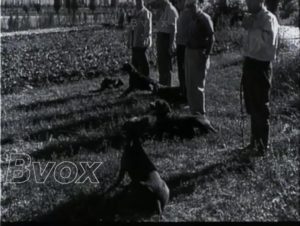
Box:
left=101, top=78, right=114, bottom=85
left=122, top=116, right=150, bottom=138
left=121, top=63, right=134, bottom=73
left=150, top=100, right=172, bottom=117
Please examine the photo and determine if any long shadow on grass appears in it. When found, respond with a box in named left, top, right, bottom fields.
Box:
left=12, top=93, right=89, bottom=111
left=23, top=97, right=141, bottom=143
left=30, top=133, right=124, bottom=160
left=37, top=187, right=156, bottom=222
left=37, top=150, right=254, bottom=222
left=31, top=96, right=139, bottom=124
left=166, top=150, right=254, bottom=200
left=11, top=88, right=133, bottom=112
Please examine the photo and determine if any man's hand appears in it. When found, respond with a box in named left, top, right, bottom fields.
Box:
left=169, top=41, right=176, bottom=55
left=242, top=15, right=254, bottom=30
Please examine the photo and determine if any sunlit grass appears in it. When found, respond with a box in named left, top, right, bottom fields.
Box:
left=1, top=28, right=299, bottom=222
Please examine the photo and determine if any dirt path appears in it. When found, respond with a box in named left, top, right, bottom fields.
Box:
left=0, top=24, right=104, bottom=37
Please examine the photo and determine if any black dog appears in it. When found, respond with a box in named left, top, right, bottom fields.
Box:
left=153, top=86, right=187, bottom=104
left=120, top=63, right=159, bottom=97
left=91, top=78, right=124, bottom=93
left=106, top=118, right=169, bottom=215
left=149, top=100, right=217, bottom=139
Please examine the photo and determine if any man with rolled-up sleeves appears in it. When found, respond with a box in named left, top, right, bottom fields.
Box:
left=155, top=0, right=178, bottom=86
left=128, top=0, right=152, bottom=77
left=240, top=0, right=279, bottom=156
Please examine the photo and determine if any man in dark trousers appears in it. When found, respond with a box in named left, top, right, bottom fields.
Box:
left=155, top=0, right=178, bottom=86
left=176, top=0, right=191, bottom=99
left=127, top=0, right=152, bottom=77
left=241, top=0, right=279, bottom=156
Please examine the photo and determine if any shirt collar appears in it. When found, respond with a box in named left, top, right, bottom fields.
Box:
left=134, top=6, right=145, bottom=16
left=255, top=5, right=268, bottom=18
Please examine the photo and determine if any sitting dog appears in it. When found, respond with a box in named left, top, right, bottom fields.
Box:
left=149, top=100, right=217, bottom=139
left=120, top=63, right=159, bottom=97
left=106, top=117, right=169, bottom=215
left=91, top=78, right=124, bottom=93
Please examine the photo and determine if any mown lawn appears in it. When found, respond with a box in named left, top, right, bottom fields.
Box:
left=1, top=28, right=299, bottom=222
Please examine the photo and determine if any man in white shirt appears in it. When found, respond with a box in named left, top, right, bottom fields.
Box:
left=241, top=0, right=279, bottom=156
left=155, top=0, right=179, bottom=86
left=128, top=0, right=152, bottom=77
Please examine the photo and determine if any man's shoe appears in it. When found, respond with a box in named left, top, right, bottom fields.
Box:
left=239, top=143, right=254, bottom=154
left=251, top=144, right=269, bottom=157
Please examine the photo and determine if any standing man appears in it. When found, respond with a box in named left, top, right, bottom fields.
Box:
left=241, top=0, right=279, bottom=155
left=118, top=8, right=126, bottom=29
left=128, top=0, right=152, bottom=77
left=184, top=0, right=215, bottom=118
left=176, top=0, right=191, bottom=99
left=156, top=0, right=178, bottom=86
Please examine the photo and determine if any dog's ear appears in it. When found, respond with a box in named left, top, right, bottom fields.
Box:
left=155, top=100, right=172, bottom=116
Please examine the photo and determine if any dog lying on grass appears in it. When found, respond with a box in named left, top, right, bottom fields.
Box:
left=153, top=86, right=187, bottom=104
left=120, top=63, right=186, bottom=104
left=149, top=100, right=217, bottom=139
left=115, top=100, right=217, bottom=141
left=120, top=63, right=159, bottom=97
left=91, top=78, right=124, bottom=93
left=106, top=117, right=169, bottom=215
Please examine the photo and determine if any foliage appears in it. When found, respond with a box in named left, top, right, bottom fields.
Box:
left=1, top=29, right=129, bottom=95
left=273, top=51, right=300, bottom=98
left=1, top=28, right=299, bottom=222
left=279, top=0, right=299, bottom=26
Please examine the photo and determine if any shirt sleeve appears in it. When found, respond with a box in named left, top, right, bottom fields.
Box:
left=251, top=14, right=278, bottom=53
left=199, top=13, right=214, bottom=36
left=167, top=7, right=179, bottom=27
left=145, top=11, right=152, bottom=47
left=261, top=15, right=279, bottom=47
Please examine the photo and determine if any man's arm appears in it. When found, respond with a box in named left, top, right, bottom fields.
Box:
left=206, top=34, right=215, bottom=56
left=203, top=14, right=215, bottom=56
left=168, top=8, right=179, bottom=52
left=144, top=11, right=152, bottom=48
left=250, top=15, right=279, bottom=54
left=260, top=16, right=279, bottom=48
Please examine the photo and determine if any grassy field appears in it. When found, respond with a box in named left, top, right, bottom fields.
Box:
left=1, top=28, right=299, bottom=222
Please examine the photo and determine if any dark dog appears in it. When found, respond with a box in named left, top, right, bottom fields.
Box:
left=153, top=86, right=187, bottom=104
left=149, top=100, right=217, bottom=139
left=120, top=63, right=159, bottom=97
left=106, top=118, right=169, bottom=215
left=91, top=78, right=124, bottom=93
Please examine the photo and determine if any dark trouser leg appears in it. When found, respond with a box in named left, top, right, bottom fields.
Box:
left=132, top=47, right=150, bottom=77
left=177, top=44, right=186, bottom=97
left=242, top=57, right=272, bottom=151
left=157, top=33, right=172, bottom=86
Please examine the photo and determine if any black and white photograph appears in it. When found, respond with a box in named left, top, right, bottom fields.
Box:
left=0, top=0, right=299, bottom=222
